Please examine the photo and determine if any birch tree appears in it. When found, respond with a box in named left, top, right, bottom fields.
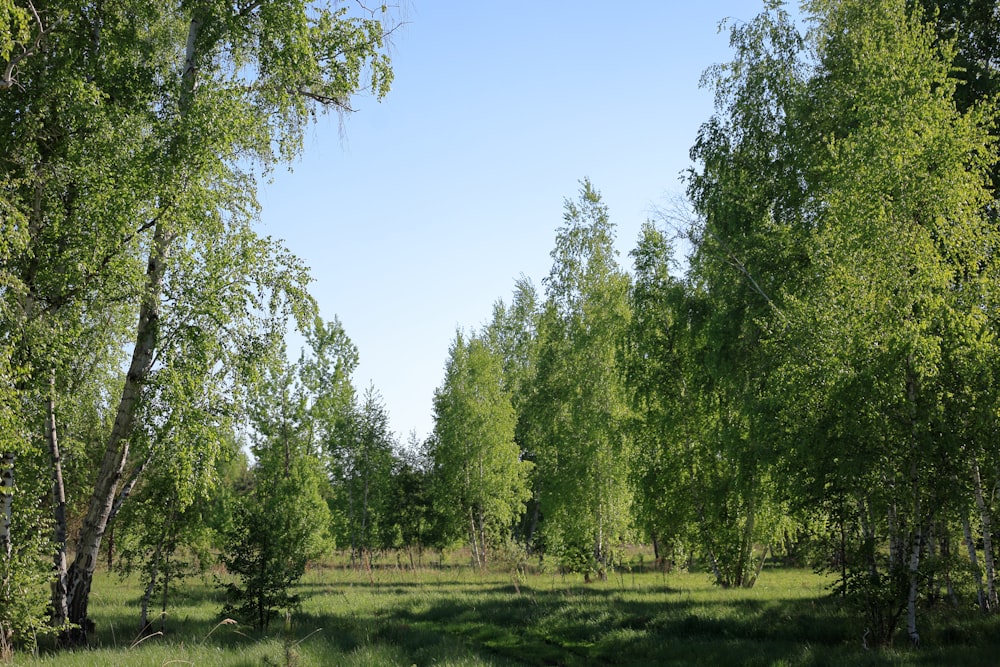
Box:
left=624, top=222, right=695, bottom=564
left=689, top=0, right=1000, bottom=642
left=0, top=0, right=394, bottom=644
left=331, top=386, right=397, bottom=566
left=789, top=0, right=998, bottom=643
left=481, top=278, right=542, bottom=547
left=682, top=0, right=809, bottom=588
left=532, top=181, right=633, bottom=580
left=431, top=332, right=531, bottom=568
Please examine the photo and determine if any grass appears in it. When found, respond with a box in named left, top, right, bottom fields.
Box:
left=10, top=554, right=1000, bottom=666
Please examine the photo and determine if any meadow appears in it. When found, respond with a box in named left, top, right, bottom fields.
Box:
left=14, top=553, right=1000, bottom=667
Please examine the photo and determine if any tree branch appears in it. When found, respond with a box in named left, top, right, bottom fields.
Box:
left=41, top=208, right=170, bottom=315
left=107, top=452, right=153, bottom=528
left=236, top=0, right=265, bottom=18
left=294, top=87, right=356, bottom=112
left=1, top=1, right=52, bottom=92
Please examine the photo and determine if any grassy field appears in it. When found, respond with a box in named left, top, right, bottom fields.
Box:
left=12, top=555, right=1000, bottom=666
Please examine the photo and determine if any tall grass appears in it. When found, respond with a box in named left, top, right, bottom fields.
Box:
left=12, top=554, right=1000, bottom=666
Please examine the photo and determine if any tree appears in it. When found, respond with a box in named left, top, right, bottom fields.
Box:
left=221, top=348, right=331, bottom=631
left=481, top=278, right=543, bottom=548
left=431, top=331, right=532, bottom=568
left=330, top=386, right=397, bottom=566
left=624, top=221, right=693, bottom=565
left=685, top=0, right=1000, bottom=642
left=386, top=433, right=434, bottom=567
left=681, top=0, right=809, bottom=589
left=531, top=180, right=633, bottom=580
left=0, top=0, right=394, bottom=644
left=785, top=0, right=998, bottom=643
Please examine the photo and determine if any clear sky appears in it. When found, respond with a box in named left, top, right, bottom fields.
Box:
left=258, top=1, right=775, bottom=442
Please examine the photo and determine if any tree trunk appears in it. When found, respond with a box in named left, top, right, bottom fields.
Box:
left=887, top=498, right=901, bottom=569
left=1, top=448, right=13, bottom=654
left=738, top=489, right=757, bottom=588
left=963, top=511, right=987, bottom=613
left=971, top=457, right=997, bottom=611
left=468, top=507, right=481, bottom=569
left=0, top=452, right=12, bottom=562
left=906, top=523, right=923, bottom=645
left=347, top=476, right=356, bottom=567
left=839, top=511, right=847, bottom=598
left=939, top=528, right=959, bottom=608
left=525, top=493, right=541, bottom=554
left=903, top=366, right=922, bottom=646
left=47, top=373, right=69, bottom=629
left=594, top=503, right=605, bottom=578
left=63, top=208, right=175, bottom=644
left=477, top=505, right=487, bottom=568
left=160, top=551, right=170, bottom=634
left=696, top=504, right=725, bottom=586
left=361, top=455, right=370, bottom=559
left=925, top=522, right=939, bottom=604
left=139, top=539, right=163, bottom=636
left=750, top=545, right=768, bottom=587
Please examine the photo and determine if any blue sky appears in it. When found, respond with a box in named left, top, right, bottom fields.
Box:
left=258, top=1, right=776, bottom=441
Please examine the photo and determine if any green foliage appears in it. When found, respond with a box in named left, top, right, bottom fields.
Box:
left=681, top=0, right=1000, bottom=643
left=329, top=385, right=398, bottom=562
left=0, top=0, right=396, bottom=645
left=0, top=512, right=55, bottom=656
left=624, top=222, right=694, bottom=553
left=531, top=180, right=634, bottom=578
left=220, top=442, right=331, bottom=631
left=220, top=351, right=332, bottom=631
left=681, top=0, right=808, bottom=589
left=0, top=0, right=31, bottom=68
left=431, top=332, right=532, bottom=567
left=385, top=437, right=435, bottom=561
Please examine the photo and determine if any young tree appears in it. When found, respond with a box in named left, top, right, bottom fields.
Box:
left=389, top=434, right=435, bottom=567
left=624, top=222, right=695, bottom=565
left=431, top=332, right=532, bottom=568
left=330, top=386, right=397, bottom=566
left=531, top=180, right=633, bottom=580
left=221, top=349, right=331, bottom=631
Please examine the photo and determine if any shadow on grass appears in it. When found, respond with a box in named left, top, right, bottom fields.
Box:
left=39, top=570, right=1000, bottom=667
left=276, top=580, right=855, bottom=666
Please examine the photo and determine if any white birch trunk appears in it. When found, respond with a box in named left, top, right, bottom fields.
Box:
left=906, top=524, right=922, bottom=645
left=963, top=512, right=987, bottom=613
left=0, top=451, right=10, bottom=650
left=887, top=500, right=900, bottom=569
left=62, top=19, right=198, bottom=641
left=739, top=489, right=757, bottom=588
left=361, top=441, right=370, bottom=559
left=478, top=505, right=487, bottom=568
left=971, top=457, right=997, bottom=611
left=696, top=504, right=725, bottom=586
left=0, top=452, right=13, bottom=562
left=468, top=507, right=481, bottom=568
left=139, top=539, right=163, bottom=635
left=47, top=374, right=69, bottom=629
left=64, top=183, right=176, bottom=642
